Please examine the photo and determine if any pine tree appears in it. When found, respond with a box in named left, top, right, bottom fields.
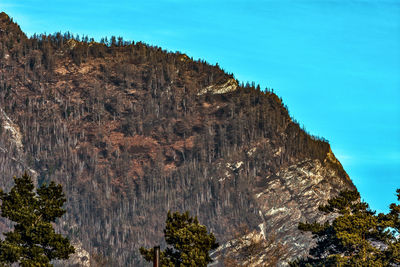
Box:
left=291, top=190, right=400, bottom=266
left=140, top=211, right=218, bottom=267
left=383, top=189, right=400, bottom=264
left=0, top=173, right=75, bottom=266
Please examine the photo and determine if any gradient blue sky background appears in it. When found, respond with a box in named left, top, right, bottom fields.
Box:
left=1, top=0, right=399, bottom=212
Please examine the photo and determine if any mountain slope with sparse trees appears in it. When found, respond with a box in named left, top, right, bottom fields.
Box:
left=0, top=12, right=355, bottom=265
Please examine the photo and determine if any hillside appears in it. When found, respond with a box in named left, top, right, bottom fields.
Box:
left=0, top=12, right=355, bottom=266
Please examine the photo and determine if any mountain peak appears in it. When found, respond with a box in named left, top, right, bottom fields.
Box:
left=0, top=12, right=10, bottom=21
left=0, top=12, right=26, bottom=38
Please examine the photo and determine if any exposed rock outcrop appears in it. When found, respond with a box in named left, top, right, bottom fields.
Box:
left=0, top=108, right=23, bottom=153
left=198, top=78, right=238, bottom=95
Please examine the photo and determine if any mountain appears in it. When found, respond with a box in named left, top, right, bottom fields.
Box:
left=0, top=12, right=356, bottom=266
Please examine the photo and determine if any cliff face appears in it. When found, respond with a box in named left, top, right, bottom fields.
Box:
left=212, top=156, right=353, bottom=266
left=0, top=12, right=355, bottom=265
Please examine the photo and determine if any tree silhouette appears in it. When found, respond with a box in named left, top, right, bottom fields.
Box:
left=291, top=190, right=400, bottom=266
left=140, top=211, right=218, bottom=267
left=0, top=173, right=75, bottom=266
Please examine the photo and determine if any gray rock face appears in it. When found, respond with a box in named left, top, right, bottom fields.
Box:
left=258, top=159, right=351, bottom=262
left=212, top=154, right=355, bottom=266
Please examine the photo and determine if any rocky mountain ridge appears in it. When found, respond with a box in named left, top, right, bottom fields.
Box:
left=0, top=12, right=355, bottom=266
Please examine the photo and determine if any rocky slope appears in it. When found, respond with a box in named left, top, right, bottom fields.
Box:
left=0, top=12, right=355, bottom=266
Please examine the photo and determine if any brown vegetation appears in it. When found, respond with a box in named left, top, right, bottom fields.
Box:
left=0, top=12, right=354, bottom=265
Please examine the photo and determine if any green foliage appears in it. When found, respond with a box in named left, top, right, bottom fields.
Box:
left=291, top=190, right=400, bottom=266
left=140, top=211, right=218, bottom=267
left=0, top=173, right=75, bottom=266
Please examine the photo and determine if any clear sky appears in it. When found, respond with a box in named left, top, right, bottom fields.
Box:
left=1, top=0, right=399, bottom=212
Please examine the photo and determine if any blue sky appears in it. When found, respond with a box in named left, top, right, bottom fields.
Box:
left=1, top=0, right=399, bottom=212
